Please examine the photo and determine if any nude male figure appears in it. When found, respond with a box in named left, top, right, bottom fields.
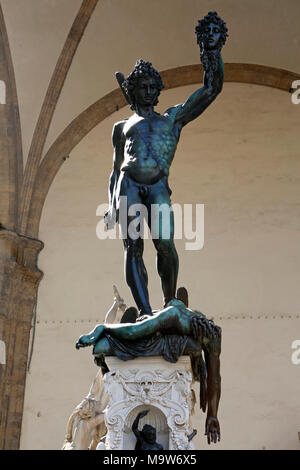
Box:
left=104, top=12, right=227, bottom=316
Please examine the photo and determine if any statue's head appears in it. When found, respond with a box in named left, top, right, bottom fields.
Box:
left=142, top=423, right=157, bottom=444
left=195, top=11, right=228, bottom=51
left=123, top=59, right=164, bottom=111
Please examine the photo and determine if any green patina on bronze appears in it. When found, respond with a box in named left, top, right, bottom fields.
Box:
left=104, top=12, right=226, bottom=317
left=77, top=12, right=228, bottom=446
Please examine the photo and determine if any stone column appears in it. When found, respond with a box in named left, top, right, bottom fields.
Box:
left=0, top=227, right=43, bottom=449
left=100, top=356, right=196, bottom=450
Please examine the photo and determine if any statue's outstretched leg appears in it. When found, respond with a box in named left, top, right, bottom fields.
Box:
left=76, top=303, right=220, bottom=351
left=77, top=304, right=190, bottom=349
left=110, top=308, right=220, bottom=346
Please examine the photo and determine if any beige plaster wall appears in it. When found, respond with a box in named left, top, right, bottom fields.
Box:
left=20, top=83, right=300, bottom=449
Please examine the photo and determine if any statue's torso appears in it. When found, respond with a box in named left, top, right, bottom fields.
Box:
left=121, top=112, right=178, bottom=184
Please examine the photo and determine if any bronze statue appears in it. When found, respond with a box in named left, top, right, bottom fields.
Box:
left=77, top=12, right=228, bottom=447
left=132, top=409, right=163, bottom=450
left=76, top=298, right=222, bottom=445
left=104, top=11, right=228, bottom=316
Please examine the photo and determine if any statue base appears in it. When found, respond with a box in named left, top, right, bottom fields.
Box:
left=97, top=355, right=196, bottom=450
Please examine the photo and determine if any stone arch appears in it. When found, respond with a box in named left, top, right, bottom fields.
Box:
left=124, top=404, right=168, bottom=450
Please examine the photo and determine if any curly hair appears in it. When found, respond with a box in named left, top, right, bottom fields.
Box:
left=123, top=59, right=164, bottom=110
left=195, top=11, right=228, bottom=50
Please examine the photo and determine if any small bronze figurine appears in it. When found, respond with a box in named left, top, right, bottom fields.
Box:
left=132, top=410, right=163, bottom=450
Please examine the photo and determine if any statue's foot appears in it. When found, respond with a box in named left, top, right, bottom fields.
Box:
left=75, top=325, right=105, bottom=349
left=76, top=334, right=93, bottom=349
left=176, top=286, right=189, bottom=307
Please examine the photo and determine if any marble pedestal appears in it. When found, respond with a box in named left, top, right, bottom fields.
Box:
left=99, top=355, right=196, bottom=450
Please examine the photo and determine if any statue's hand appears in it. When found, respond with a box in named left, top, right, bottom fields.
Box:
left=104, top=207, right=116, bottom=230
left=205, top=417, right=220, bottom=444
left=138, top=409, right=150, bottom=419
left=113, top=285, right=122, bottom=302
